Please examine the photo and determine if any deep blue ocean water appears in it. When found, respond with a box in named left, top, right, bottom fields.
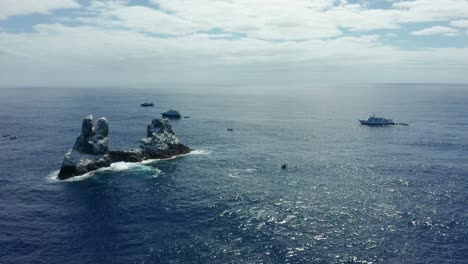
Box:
left=0, top=84, right=467, bottom=263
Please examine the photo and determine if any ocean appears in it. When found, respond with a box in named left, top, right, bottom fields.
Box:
left=0, top=84, right=467, bottom=263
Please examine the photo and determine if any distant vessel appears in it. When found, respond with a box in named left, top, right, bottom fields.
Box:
left=140, top=102, right=154, bottom=107
left=161, top=110, right=181, bottom=119
left=359, top=114, right=396, bottom=126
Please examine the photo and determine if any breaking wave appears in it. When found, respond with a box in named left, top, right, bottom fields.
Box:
left=47, top=149, right=210, bottom=182
left=188, top=149, right=212, bottom=155
left=227, top=168, right=257, bottom=178
left=47, top=162, right=161, bottom=182
left=106, top=162, right=158, bottom=172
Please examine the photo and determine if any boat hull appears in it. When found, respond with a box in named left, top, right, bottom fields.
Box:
left=359, top=120, right=396, bottom=126
left=161, top=113, right=181, bottom=119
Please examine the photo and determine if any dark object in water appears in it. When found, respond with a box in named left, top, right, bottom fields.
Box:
left=359, top=113, right=409, bottom=126
left=281, top=163, right=287, bottom=169
left=141, top=102, right=154, bottom=107
left=2, top=134, right=10, bottom=137
left=184, top=116, right=190, bottom=118
left=227, top=128, right=233, bottom=132
left=9, top=136, right=17, bottom=140
left=359, top=114, right=396, bottom=126
left=161, top=110, right=181, bottom=119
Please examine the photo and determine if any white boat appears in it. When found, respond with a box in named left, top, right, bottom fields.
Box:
left=359, top=114, right=396, bottom=126
left=161, top=110, right=181, bottom=118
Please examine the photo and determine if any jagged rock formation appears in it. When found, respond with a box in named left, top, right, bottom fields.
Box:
left=140, top=118, right=187, bottom=159
left=58, top=115, right=111, bottom=179
left=58, top=115, right=191, bottom=180
left=73, top=115, right=109, bottom=154
left=108, top=149, right=144, bottom=163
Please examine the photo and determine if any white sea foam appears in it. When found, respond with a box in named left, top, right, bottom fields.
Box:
left=140, top=158, right=161, bottom=165
left=227, top=168, right=257, bottom=178
left=188, top=149, right=212, bottom=155
left=277, top=215, right=296, bottom=225
left=141, top=149, right=211, bottom=164
left=46, top=170, right=61, bottom=182
left=47, top=149, right=210, bottom=182
left=46, top=169, right=97, bottom=182
left=105, top=162, right=153, bottom=172
left=313, top=235, right=327, bottom=240
left=231, top=168, right=256, bottom=173
left=47, top=162, right=161, bottom=182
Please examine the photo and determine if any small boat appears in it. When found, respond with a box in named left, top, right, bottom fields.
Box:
left=161, top=110, right=181, bottom=119
left=359, top=114, right=396, bottom=126
left=227, top=128, right=233, bottom=132
left=140, top=102, right=154, bottom=107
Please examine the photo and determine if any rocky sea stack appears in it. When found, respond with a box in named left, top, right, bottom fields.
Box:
left=58, top=115, right=191, bottom=180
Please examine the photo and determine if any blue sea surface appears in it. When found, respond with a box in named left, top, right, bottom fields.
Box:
left=0, top=84, right=467, bottom=263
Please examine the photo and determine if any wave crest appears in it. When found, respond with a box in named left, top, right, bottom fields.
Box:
left=47, top=162, right=162, bottom=182
left=189, top=149, right=212, bottom=155
left=47, top=149, right=210, bottom=182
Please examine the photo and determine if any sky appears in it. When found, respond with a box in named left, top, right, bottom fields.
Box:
left=0, top=0, right=468, bottom=88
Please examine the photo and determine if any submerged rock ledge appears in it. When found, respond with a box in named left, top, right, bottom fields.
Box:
left=58, top=115, right=191, bottom=180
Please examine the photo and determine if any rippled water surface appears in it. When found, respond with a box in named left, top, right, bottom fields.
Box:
left=0, top=84, right=467, bottom=263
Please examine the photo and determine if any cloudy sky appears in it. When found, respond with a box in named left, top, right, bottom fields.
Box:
left=1, top=0, right=468, bottom=88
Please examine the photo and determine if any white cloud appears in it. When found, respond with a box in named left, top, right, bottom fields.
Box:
left=159, top=1, right=453, bottom=39
left=0, top=0, right=80, bottom=20
left=48, top=0, right=468, bottom=41
left=82, top=5, right=199, bottom=35
left=1, top=23, right=468, bottom=87
left=1, top=0, right=468, bottom=86
left=450, top=19, right=468, bottom=28
left=84, top=0, right=343, bottom=40
left=411, top=26, right=459, bottom=36
left=391, top=0, right=468, bottom=28
left=149, top=0, right=468, bottom=36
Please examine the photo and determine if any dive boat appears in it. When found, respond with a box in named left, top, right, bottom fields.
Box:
left=161, top=110, right=181, bottom=119
left=359, top=114, right=396, bottom=126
